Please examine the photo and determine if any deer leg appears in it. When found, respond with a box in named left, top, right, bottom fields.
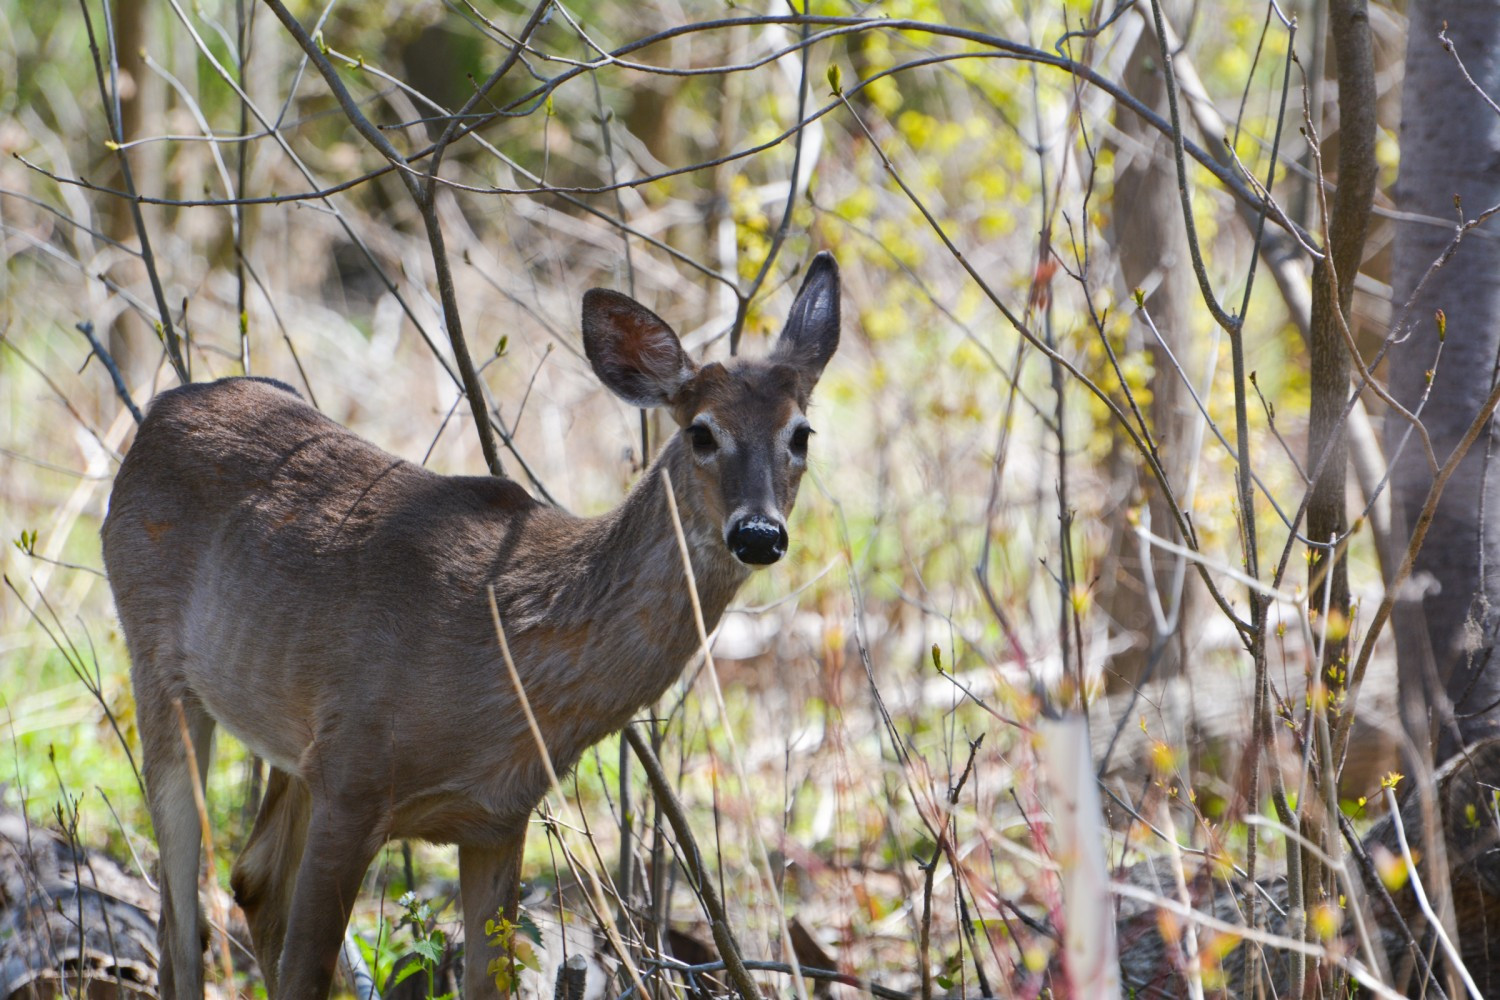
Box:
left=273, top=801, right=382, bottom=1000
left=458, top=835, right=526, bottom=1000
left=230, top=767, right=311, bottom=997
left=138, top=693, right=214, bottom=1000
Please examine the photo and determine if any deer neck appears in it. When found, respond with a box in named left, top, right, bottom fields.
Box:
left=495, top=437, right=751, bottom=742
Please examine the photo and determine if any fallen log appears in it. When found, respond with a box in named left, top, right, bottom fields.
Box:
left=1113, top=738, right=1500, bottom=998
left=0, top=807, right=157, bottom=1000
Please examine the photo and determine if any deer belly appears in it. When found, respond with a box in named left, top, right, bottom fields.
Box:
left=390, top=793, right=530, bottom=847
left=190, top=665, right=315, bottom=774
left=177, top=579, right=332, bottom=774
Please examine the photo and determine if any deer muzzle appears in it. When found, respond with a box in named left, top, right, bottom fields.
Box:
left=728, top=514, right=788, bottom=565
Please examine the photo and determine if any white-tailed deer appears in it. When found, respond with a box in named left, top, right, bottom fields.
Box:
left=101, top=253, right=840, bottom=1000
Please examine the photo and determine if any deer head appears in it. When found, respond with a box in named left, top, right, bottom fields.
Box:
left=582, top=251, right=840, bottom=566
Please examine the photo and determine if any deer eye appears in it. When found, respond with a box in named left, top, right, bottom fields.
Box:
left=789, top=424, right=812, bottom=457
left=687, top=423, right=718, bottom=455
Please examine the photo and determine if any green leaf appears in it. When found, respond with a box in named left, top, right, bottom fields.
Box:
left=514, top=938, right=541, bottom=972
left=391, top=963, right=424, bottom=988
left=488, top=958, right=515, bottom=994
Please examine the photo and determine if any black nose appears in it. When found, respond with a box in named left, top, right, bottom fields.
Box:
left=728, top=515, right=788, bottom=565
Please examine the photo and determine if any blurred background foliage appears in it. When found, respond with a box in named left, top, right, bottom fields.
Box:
left=0, top=0, right=1409, bottom=993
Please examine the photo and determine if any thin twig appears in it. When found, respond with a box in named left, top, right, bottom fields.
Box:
left=1339, top=811, right=1447, bottom=999
left=171, top=699, right=236, bottom=991
left=33, top=14, right=1314, bottom=249
left=624, top=958, right=912, bottom=1000
left=659, top=466, right=809, bottom=1000
left=485, top=587, right=653, bottom=998
left=76, top=322, right=143, bottom=424
left=733, top=10, right=814, bottom=356
left=78, top=0, right=187, bottom=383
left=1439, top=26, right=1500, bottom=120
left=1334, top=366, right=1500, bottom=765
left=834, top=87, right=1251, bottom=639
left=624, top=727, right=760, bottom=1000
left=259, top=0, right=513, bottom=477
left=1147, top=0, right=1236, bottom=333
left=1383, top=787, right=1484, bottom=1000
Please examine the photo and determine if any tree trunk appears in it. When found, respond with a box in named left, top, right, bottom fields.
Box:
left=1100, top=9, right=1200, bottom=696
left=1307, top=0, right=1376, bottom=691
left=1388, top=1, right=1500, bottom=765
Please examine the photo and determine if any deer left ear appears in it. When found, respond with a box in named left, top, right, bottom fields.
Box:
left=583, top=289, right=697, bottom=407
left=771, top=252, right=840, bottom=387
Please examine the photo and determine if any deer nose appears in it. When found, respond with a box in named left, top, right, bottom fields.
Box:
left=728, top=515, right=788, bottom=565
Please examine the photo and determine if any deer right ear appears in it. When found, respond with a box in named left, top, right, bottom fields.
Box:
left=771, top=252, right=840, bottom=386
left=582, top=289, right=698, bottom=408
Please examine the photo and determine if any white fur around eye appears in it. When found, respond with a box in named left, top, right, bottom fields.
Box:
left=781, top=417, right=812, bottom=466
left=688, top=412, right=733, bottom=462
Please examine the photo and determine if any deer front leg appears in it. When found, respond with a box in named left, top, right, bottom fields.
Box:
left=459, top=835, right=526, bottom=1000
left=230, top=767, right=312, bottom=997
left=273, top=800, right=383, bottom=1000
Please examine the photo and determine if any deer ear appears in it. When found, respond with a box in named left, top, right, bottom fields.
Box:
left=582, top=289, right=697, bottom=407
left=772, top=252, right=840, bottom=386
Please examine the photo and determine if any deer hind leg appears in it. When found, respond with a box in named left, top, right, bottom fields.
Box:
left=272, top=797, right=384, bottom=1000
left=458, top=835, right=526, bottom=1000
left=230, top=767, right=311, bottom=996
left=137, top=692, right=214, bottom=1000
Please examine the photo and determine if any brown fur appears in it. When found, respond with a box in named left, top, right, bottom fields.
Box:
left=102, top=255, right=840, bottom=1000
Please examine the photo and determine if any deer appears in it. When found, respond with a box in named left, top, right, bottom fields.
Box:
left=100, top=252, right=840, bottom=1000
